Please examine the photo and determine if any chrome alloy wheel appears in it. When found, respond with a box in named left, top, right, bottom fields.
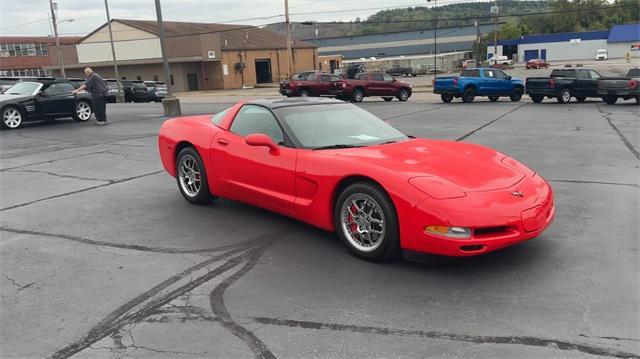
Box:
left=178, top=154, right=201, bottom=197
left=3, top=108, right=22, bottom=128
left=561, top=89, right=571, bottom=103
left=340, top=193, right=386, bottom=252
left=76, top=102, right=92, bottom=121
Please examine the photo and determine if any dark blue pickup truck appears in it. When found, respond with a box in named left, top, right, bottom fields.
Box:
left=434, top=68, right=525, bottom=103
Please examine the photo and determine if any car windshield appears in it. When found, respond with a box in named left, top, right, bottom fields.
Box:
left=4, top=82, right=40, bottom=95
left=275, top=103, right=408, bottom=149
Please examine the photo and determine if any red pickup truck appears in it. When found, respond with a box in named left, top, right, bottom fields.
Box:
left=335, top=71, right=412, bottom=102
left=279, top=72, right=342, bottom=97
left=280, top=71, right=412, bottom=102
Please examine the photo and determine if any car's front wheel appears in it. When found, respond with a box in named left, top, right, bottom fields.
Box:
left=176, top=147, right=214, bottom=204
left=73, top=101, right=93, bottom=122
left=1, top=107, right=23, bottom=129
left=397, top=88, right=410, bottom=102
left=510, top=88, right=524, bottom=102
left=335, top=182, right=400, bottom=261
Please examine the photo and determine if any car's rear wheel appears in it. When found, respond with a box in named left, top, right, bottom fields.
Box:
left=462, top=87, right=476, bottom=103
left=530, top=94, right=544, bottom=103
left=382, top=97, right=393, bottom=102
left=73, top=101, right=93, bottom=122
left=176, top=147, right=214, bottom=204
left=603, top=95, right=617, bottom=105
left=510, top=88, right=524, bottom=102
left=440, top=93, right=454, bottom=103
left=299, top=88, right=310, bottom=97
left=397, top=88, right=410, bottom=102
left=488, top=96, right=499, bottom=102
left=335, top=182, right=399, bottom=261
left=1, top=107, right=23, bottom=129
left=351, top=88, right=364, bottom=102
left=557, top=88, right=571, bottom=104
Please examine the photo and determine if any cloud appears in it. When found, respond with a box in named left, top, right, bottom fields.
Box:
left=0, top=0, right=451, bottom=36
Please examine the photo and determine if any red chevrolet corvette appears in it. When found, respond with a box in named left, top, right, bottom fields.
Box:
left=158, top=98, right=554, bottom=261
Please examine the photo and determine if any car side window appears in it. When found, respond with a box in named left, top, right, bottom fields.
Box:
left=371, top=73, right=384, bottom=81
left=230, top=105, right=284, bottom=144
left=485, top=70, right=495, bottom=78
left=320, top=75, right=330, bottom=82
left=589, top=71, right=601, bottom=80
left=383, top=73, right=394, bottom=82
left=577, top=70, right=590, bottom=79
left=493, top=70, right=507, bottom=79
left=307, top=73, right=317, bottom=81
left=44, top=82, right=74, bottom=96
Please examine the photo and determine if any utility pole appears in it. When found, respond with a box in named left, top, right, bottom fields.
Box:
left=427, top=0, right=437, bottom=83
left=475, top=21, right=480, bottom=62
left=492, top=0, right=499, bottom=61
left=284, top=0, right=293, bottom=79
left=48, top=0, right=65, bottom=77
left=154, top=0, right=181, bottom=115
left=104, top=0, right=123, bottom=102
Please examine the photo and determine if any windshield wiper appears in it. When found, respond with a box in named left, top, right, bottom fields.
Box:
left=313, top=144, right=362, bottom=150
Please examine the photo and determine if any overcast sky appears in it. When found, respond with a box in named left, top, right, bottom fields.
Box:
left=0, top=0, right=493, bottom=37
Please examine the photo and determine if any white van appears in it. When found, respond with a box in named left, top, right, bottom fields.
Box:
left=596, top=49, right=608, bottom=61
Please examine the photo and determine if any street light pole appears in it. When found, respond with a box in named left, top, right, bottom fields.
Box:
left=104, top=0, right=123, bottom=103
left=493, top=0, right=499, bottom=61
left=427, top=0, right=437, bottom=83
left=48, top=0, right=65, bottom=77
left=284, top=0, right=293, bottom=79
left=154, top=0, right=181, bottom=115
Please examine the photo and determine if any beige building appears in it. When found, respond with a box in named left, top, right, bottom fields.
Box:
left=46, top=20, right=318, bottom=91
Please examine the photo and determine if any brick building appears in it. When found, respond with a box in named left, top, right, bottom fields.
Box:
left=46, top=20, right=318, bottom=91
left=0, top=36, right=81, bottom=77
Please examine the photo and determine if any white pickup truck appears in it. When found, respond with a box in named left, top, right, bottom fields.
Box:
left=487, top=55, right=513, bottom=66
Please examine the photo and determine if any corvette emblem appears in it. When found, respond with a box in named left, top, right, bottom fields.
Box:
left=510, top=190, right=525, bottom=197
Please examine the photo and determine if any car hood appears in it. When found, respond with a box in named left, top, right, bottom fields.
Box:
left=320, top=138, right=525, bottom=192
left=0, top=94, right=33, bottom=103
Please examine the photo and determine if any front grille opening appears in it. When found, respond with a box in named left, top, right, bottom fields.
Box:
left=474, top=226, right=508, bottom=237
left=460, top=245, right=485, bottom=252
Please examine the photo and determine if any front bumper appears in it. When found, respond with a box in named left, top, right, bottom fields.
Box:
left=401, top=174, right=554, bottom=257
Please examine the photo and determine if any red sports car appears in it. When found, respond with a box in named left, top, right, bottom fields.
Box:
left=158, top=98, right=554, bottom=261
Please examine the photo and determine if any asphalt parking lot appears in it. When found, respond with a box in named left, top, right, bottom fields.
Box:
left=1, top=97, right=639, bottom=359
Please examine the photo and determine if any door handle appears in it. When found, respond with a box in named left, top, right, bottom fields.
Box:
left=217, top=138, right=229, bottom=146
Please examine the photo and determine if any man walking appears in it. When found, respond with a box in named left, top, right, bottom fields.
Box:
left=73, top=67, right=109, bottom=125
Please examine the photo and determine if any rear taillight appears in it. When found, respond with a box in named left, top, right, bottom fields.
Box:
left=548, top=79, right=556, bottom=88
left=453, top=78, right=458, bottom=86
left=627, top=79, right=638, bottom=89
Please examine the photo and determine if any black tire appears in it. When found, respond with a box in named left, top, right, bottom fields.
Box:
left=576, top=97, right=586, bottom=103
left=462, top=87, right=476, bottom=103
left=636, top=96, right=639, bottom=105
left=530, top=94, right=544, bottom=103
left=299, top=88, right=310, bottom=97
left=440, top=93, right=454, bottom=103
left=73, top=100, right=93, bottom=122
left=334, top=182, right=400, bottom=261
left=488, top=96, right=499, bottom=102
left=176, top=147, right=214, bottom=204
left=510, top=87, right=524, bottom=102
left=397, top=88, right=410, bottom=102
left=603, top=95, right=617, bottom=105
left=1, top=106, right=23, bottom=129
left=557, top=88, right=571, bottom=104
left=382, top=97, right=393, bottom=102
left=351, top=88, right=364, bottom=102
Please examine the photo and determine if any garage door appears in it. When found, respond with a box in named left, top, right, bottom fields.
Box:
left=524, top=50, right=540, bottom=62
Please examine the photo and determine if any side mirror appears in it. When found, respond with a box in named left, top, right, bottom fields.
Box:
left=245, top=133, right=279, bottom=153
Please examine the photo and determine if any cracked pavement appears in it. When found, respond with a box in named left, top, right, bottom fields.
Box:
left=1, top=98, right=639, bottom=358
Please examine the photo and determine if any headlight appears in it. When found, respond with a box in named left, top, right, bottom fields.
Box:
left=425, top=226, right=471, bottom=239
left=408, top=176, right=466, bottom=199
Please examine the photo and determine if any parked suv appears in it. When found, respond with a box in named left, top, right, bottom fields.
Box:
left=335, top=72, right=412, bottom=102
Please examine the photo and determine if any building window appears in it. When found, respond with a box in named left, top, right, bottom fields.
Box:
left=0, top=42, right=49, bottom=57
left=3, top=67, right=47, bottom=77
